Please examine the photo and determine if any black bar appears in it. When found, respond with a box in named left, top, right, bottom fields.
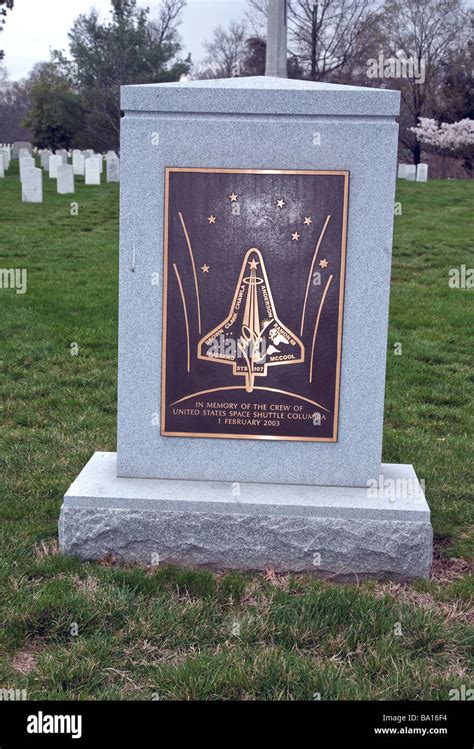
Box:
left=0, top=700, right=470, bottom=747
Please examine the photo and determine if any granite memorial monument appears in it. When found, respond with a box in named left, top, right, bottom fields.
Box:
left=59, top=71, right=432, bottom=580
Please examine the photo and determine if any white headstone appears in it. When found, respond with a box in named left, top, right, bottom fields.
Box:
left=72, top=152, right=85, bottom=176
left=106, top=156, right=119, bottom=183
left=397, top=164, right=409, bottom=179
left=94, top=154, right=103, bottom=174
left=57, top=149, right=68, bottom=163
left=416, top=163, right=428, bottom=182
left=40, top=150, right=52, bottom=170
left=22, top=166, right=43, bottom=203
left=20, top=155, right=35, bottom=182
left=57, top=163, right=75, bottom=194
left=0, top=150, right=8, bottom=172
left=0, top=156, right=4, bottom=178
left=49, top=154, right=62, bottom=178
left=85, top=157, right=101, bottom=185
left=405, top=165, right=416, bottom=181
left=19, top=148, right=30, bottom=160
left=12, top=141, right=32, bottom=159
left=84, top=149, right=94, bottom=158
left=0, top=148, right=10, bottom=171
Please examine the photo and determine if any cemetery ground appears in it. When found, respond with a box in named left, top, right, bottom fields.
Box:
left=0, top=158, right=472, bottom=701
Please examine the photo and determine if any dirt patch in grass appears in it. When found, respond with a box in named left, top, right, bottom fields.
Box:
left=124, top=640, right=197, bottom=668
left=103, top=667, right=145, bottom=692
left=33, top=539, right=59, bottom=559
left=263, top=568, right=293, bottom=591
left=98, top=553, right=119, bottom=567
left=373, top=582, right=472, bottom=625
left=11, top=649, right=39, bottom=675
left=431, top=555, right=471, bottom=584
left=72, top=574, right=99, bottom=592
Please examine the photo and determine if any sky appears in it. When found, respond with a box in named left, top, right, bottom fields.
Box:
left=1, top=0, right=249, bottom=81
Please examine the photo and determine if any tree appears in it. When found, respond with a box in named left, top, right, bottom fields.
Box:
left=242, top=34, right=304, bottom=77
left=149, top=0, right=187, bottom=45
left=380, top=0, right=469, bottom=164
left=22, top=62, right=83, bottom=151
left=53, top=0, right=190, bottom=151
left=197, top=20, right=249, bottom=78
left=242, top=36, right=266, bottom=76
left=196, top=18, right=304, bottom=79
left=434, top=42, right=474, bottom=124
left=0, top=77, right=32, bottom=143
left=410, top=116, right=474, bottom=175
left=248, top=0, right=380, bottom=80
left=0, top=0, right=14, bottom=61
left=290, top=0, right=380, bottom=80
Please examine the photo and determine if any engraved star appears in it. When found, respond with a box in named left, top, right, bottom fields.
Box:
left=319, top=258, right=329, bottom=268
left=228, top=192, right=239, bottom=202
left=291, top=231, right=300, bottom=241
left=304, top=216, right=313, bottom=226
left=276, top=199, right=285, bottom=209
left=201, top=264, right=210, bottom=273
left=248, top=259, right=259, bottom=269
left=207, top=215, right=216, bottom=224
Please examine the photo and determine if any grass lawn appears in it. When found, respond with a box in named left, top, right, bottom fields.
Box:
left=0, top=160, right=472, bottom=700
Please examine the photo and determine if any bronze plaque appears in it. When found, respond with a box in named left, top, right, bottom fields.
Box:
left=162, top=168, right=349, bottom=442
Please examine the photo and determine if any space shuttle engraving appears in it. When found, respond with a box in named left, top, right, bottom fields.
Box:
left=198, top=248, right=305, bottom=393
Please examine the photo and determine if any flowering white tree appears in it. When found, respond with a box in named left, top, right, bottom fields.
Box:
left=410, top=117, right=474, bottom=177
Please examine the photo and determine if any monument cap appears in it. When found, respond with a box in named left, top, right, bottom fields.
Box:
left=121, top=76, right=401, bottom=118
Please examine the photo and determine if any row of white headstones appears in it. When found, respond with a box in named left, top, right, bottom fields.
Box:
left=398, top=163, right=428, bottom=181
left=0, top=144, right=120, bottom=203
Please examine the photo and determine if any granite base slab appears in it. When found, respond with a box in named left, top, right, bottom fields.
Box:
left=59, top=452, right=432, bottom=580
